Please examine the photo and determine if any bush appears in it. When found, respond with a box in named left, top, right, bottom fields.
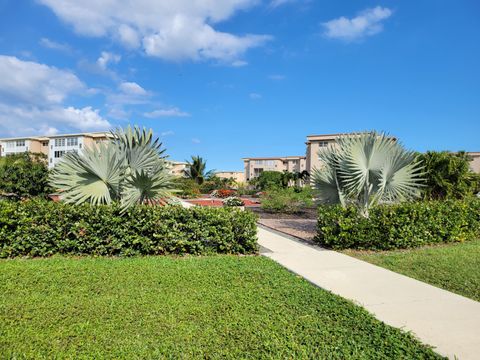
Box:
left=223, top=197, right=245, bottom=207
left=211, top=189, right=236, bottom=198
left=418, top=151, right=480, bottom=199
left=0, top=152, right=51, bottom=198
left=315, top=199, right=480, bottom=250
left=261, top=187, right=313, bottom=214
left=173, top=177, right=201, bottom=198
left=0, top=200, right=258, bottom=257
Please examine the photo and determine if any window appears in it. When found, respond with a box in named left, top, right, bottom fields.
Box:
left=50, top=158, right=52, bottom=164
left=253, top=168, right=264, bottom=177
left=79, top=143, right=82, bottom=149
left=55, top=138, right=65, bottom=147
left=67, top=137, right=78, bottom=146
left=16, top=140, right=25, bottom=147
left=318, top=141, right=329, bottom=147
left=255, top=160, right=263, bottom=165
left=54, top=151, right=65, bottom=158
left=6, top=141, right=14, bottom=148
left=265, top=160, right=275, bottom=167
left=41, top=141, right=49, bottom=146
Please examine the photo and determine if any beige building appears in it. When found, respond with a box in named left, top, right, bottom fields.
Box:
left=215, top=171, right=245, bottom=183
left=468, top=152, right=480, bottom=173
left=167, top=161, right=188, bottom=176
left=0, top=132, right=112, bottom=169
left=242, top=156, right=306, bottom=181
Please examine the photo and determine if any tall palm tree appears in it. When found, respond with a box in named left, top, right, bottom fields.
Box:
left=49, top=126, right=175, bottom=210
left=312, top=131, right=424, bottom=217
left=184, top=155, right=213, bottom=185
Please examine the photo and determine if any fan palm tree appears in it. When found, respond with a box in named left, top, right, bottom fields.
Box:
left=312, top=131, right=423, bottom=217
left=49, top=126, right=175, bottom=210
left=184, top=155, right=213, bottom=185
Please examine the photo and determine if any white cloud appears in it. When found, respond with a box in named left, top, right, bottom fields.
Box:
left=249, top=92, right=262, bottom=100
left=268, top=74, right=286, bottom=80
left=96, top=51, right=121, bottom=70
left=269, top=0, right=296, bottom=8
left=144, top=107, right=190, bottom=118
left=38, top=0, right=272, bottom=62
left=0, top=55, right=84, bottom=105
left=192, top=138, right=201, bottom=144
left=0, top=55, right=110, bottom=135
left=322, top=6, right=392, bottom=41
left=231, top=60, right=248, bottom=67
left=39, top=37, right=72, bottom=53
left=119, top=82, right=147, bottom=96
left=161, top=130, right=174, bottom=137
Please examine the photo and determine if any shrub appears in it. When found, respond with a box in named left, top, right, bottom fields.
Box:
left=315, top=199, right=480, bottom=250
left=211, top=189, right=236, bottom=198
left=223, top=197, right=245, bottom=207
left=418, top=151, right=480, bottom=200
left=0, top=200, right=258, bottom=257
left=261, top=187, right=313, bottom=214
left=173, top=177, right=201, bottom=199
left=0, top=152, right=51, bottom=198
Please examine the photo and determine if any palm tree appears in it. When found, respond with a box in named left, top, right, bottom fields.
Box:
left=49, top=126, right=175, bottom=210
left=184, top=155, right=213, bottom=185
left=312, top=131, right=423, bottom=217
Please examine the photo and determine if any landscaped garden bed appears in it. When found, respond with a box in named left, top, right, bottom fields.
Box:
left=0, top=255, right=442, bottom=359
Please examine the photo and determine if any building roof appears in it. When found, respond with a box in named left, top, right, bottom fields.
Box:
left=306, top=132, right=397, bottom=143
left=242, top=156, right=306, bottom=160
left=0, top=131, right=111, bottom=141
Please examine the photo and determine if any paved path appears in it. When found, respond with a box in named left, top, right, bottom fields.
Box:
left=258, top=226, right=480, bottom=360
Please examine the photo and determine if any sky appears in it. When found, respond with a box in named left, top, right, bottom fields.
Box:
left=0, top=0, right=479, bottom=171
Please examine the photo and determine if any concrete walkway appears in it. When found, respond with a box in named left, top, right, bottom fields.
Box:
left=258, top=226, right=480, bottom=360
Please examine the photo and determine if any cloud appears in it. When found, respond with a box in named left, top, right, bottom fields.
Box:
left=161, top=130, right=174, bottom=137
left=144, top=107, right=190, bottom=118
left=192, top=138, right=201, bottom=144
left=322, top=6, right=392, bottom=41
left=269, top=0, right=296, bottom=8
left=96, top=51, right=121, bottom=70
left=268, top=74, right=286, bottom=80
left=0, top=55, right=110, bottom=135
left=39, top=37, right=72, bottom=53
left=231, top=60, right=248, bottom=67
left=38, top=0, right=272, bottom=62
left=249, top=92, right=262, bottom=100
left=119, top=82, right=147, bottom=96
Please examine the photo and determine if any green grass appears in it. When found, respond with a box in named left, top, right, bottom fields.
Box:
left=344, top=239, right=480, bottom=302
left=0, top=256, right=441, bottom=359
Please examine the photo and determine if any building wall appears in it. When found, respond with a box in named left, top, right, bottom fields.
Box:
left=243, top=157, right=306, bottom=181
left=215, top=171, right=245, bottom=183
left=468, top=152, right=480, bottom=173
left=168, top=161, right=188, bottom=177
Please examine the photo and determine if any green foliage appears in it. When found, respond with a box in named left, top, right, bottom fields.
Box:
left=223, top=196, right=244, bottom=207
left=184, top=155, right=213, bottom=185
left=253, top=171, right=285, bottom=190
left=199, top=175, right=235, bottom=193
left=312, top=131, right=424, bottom=217
left=418, top=151, right=480, bottom=199
left=0, top=152, right=51, bottom=198
left=0, top=256, right=441, bottom=359
left=49, top=126, right=175, bottom=210
left=0, top=199, right=258, bottom=257
left=261, top=187, right=314, bottom=214
left=173, top=177, right=201, bottom=198
left=345, top=239, right=480, bottom=302
left=315, top=199, right=480, bottom=250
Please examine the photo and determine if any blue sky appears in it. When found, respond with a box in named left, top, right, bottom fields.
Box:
left=0, top=0, right=479, bottom=171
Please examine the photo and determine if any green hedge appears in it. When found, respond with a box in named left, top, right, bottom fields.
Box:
left=0, top=200, right=258, bottom=257
left=315, top=199, right=480, bottom=250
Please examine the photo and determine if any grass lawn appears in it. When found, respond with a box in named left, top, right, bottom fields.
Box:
left=0, top=256, right=441, bottom=359
left=344, top=239, right=480, bottom=302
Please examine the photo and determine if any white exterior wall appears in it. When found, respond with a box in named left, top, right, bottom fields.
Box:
left=48, top=136, right=85, bottom=169
left=0, top=139, right=32, bottom=156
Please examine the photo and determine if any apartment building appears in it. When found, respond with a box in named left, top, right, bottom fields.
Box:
left=242, top=156, right=306, bottom=181
left=0, top=132, right=112, bottom=168
left=215, top=171, right=245, bottom=183
left=468, top=152, right=480, bottom=173
left=167, top=161, right=188, bottom=176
